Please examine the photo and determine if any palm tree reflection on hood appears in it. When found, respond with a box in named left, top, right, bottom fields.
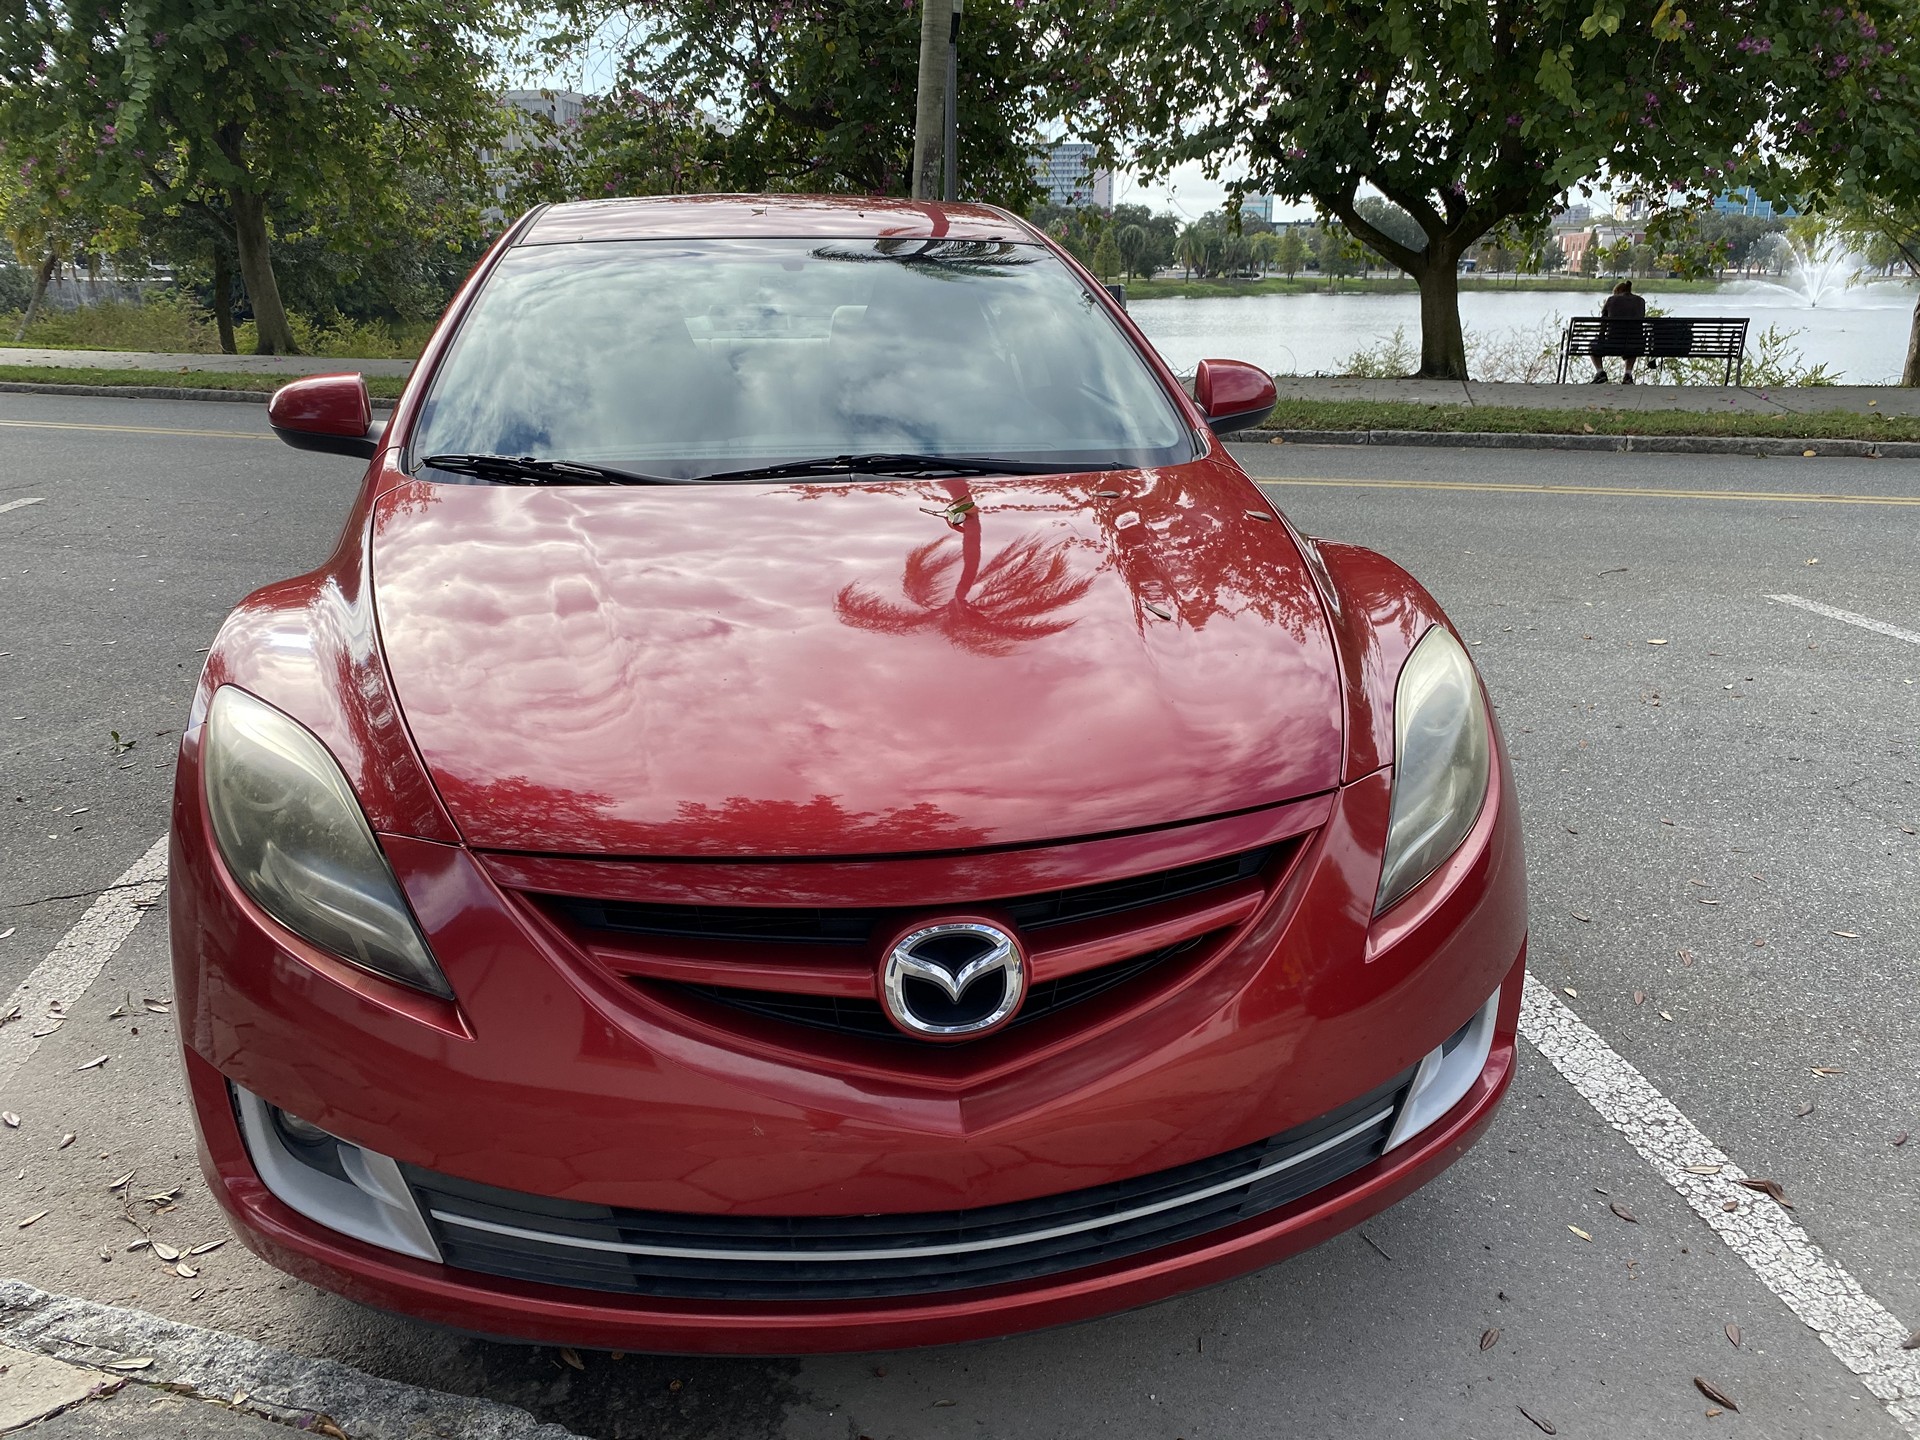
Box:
left=834, top=482, right=1094, bottom=657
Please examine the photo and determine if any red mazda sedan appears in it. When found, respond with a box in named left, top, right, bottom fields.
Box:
left=170, top=195, right=1526, bottom=1354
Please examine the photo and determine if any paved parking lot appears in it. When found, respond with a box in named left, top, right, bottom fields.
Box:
left=0, top=392, right=1915, bottom=1438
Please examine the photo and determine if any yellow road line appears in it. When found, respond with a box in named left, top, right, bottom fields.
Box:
left=0, top=418, right=273, bottom=440
left=1254, top=475, right=1920, bottom=507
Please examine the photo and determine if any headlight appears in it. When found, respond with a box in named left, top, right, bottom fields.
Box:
left=1374, top=626, right=1491, bottom=915
left=202, top=686, right=452, bottom=998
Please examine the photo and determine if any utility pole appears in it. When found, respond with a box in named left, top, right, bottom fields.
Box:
left=912, top=0, right=955, bottom=201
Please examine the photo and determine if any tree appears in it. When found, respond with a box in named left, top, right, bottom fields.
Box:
left=0, top=1, right=510, bottom=353
left=1092, top=226, right=1122, bottom=280
left=1275, top=228, right=1306, bottom=278
left=1116, top=223, right=1150, bottom=278
left=1250, top=231, right=1279, bottom=274
left=543, top=0, right=1045, bottom=206
left=1036, top=0, right=1920, bottom=378
left=1315, top=223, right=1360, bottom=289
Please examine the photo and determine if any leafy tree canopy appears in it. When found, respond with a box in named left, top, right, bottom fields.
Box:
left=537, top=0, right=1046, bottom=206
left=0, top=0, right=511, bottom=352
left=1034, top=0, right=1920, bottom=377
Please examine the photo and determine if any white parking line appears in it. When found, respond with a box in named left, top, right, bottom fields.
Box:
left=0, top=1278, right=581, bottom=1439
left=0, top=834, right=169, bottom=1092
left=1769, top=593, right=1920, bottom=647
left=1521, top=975, right=1920, bottom=1433
left=0, top=496, right=45, bottom=515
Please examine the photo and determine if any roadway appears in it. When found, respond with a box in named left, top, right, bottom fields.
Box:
left=0, top=391, right=1915, bottom=1439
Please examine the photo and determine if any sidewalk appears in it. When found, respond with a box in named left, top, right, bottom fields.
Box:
left=0, top=347, right=413, bottom=378
left=1271, top=376, right=1920, bottom=416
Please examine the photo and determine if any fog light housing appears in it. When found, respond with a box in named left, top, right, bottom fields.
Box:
left=232, top=1084, right=440, bottom=1261
left=1382, top=985, right=1500, bottom=1152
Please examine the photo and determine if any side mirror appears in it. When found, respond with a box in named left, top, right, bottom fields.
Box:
left=267, top=373, right=385, bottom=459
left=1194, top=358, right=1277, bottom=435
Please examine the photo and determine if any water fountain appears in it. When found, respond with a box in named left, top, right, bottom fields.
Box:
left=1779, top=231, right=1866, bottom=307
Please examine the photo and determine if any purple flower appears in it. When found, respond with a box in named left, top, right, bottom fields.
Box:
left=320, top=83, right=338, bottom=95
left=1506, top=113, right=1522, bottom=127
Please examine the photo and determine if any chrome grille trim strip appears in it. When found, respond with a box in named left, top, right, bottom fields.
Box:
left=426, top=1105, right=1394, bottom=1265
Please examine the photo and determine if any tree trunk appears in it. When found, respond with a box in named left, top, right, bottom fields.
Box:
left=910, top=0, right=954, bottom=201
left=1411, top=248, right=1468, bottom=380
left=210, top=247, right=237, bottom=354
left=14, top=250, right=57, bottom=341
left=228, top=188, right=298, bottom=355
left=1904, top=289, right=1920, bottom=387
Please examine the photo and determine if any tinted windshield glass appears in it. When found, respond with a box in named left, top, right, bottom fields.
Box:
left=409, top=237, right=1196, bottom=478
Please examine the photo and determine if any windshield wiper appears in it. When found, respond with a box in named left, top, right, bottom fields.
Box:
left=696, top=453, right=1094, bottom=483
left=419, top=453, right=690, bottom=486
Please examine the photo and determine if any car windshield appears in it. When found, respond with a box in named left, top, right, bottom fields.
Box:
left=408, top=236, right=1197, bottom=480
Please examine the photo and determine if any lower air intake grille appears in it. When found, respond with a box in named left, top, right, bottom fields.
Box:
left=405, top=1068, right=1413, bottom=1302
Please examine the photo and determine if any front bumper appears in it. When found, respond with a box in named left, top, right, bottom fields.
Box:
left=171, top=712, right=1527, bottom=1353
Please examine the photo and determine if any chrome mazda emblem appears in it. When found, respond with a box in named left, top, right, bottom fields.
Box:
left=881, top=921, right=1026, bottom=1040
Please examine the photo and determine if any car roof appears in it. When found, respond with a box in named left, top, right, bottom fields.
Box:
left=517, top=194, right=1045, bottom=246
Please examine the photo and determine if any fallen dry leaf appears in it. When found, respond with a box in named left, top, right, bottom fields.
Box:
left=1, top=1112, right=17, bottom=1129
left=76, top=1055, right=108, bottom=1071
left=152, top=1242, right=181, bottom=1261
left=1564, top=986, right=1579, bottom=998
left=1659, top=1011, right=1674, bottom=1022
left=1694, top=1377, right=1739, bottom=1412
left=107, top=1170, right=134, bottom=1191
left=1902, top=1332, right=1920, bottom=1350
left=1571, top=911, right=1591, bottom=923
left=1796, top=1101, right=1815, bottom=1118
left=1894, top=1132, right=1910, bottom=1147
left=173, top=1262, right=197, bottom=1279
left=57, top=1133, right=74, bottom=1149
left=559, top=1347, right=585, bottom=1371
left=107, top=1358, right=154, bottom=1371
left=1685, top=1164, right=1724, bottom=1176
left=187, top=1239, right=226, bottom=1256
left=1698, top=897, right=1721, bottom=906
left=1647, top=638, right=1669, bottom=646
left=1569, top=1225, right=1593, bottom=1242
left=1633, top=990, right=1646, bottom=1006
left=1722, top=1200, right=1739, bottom=1212
left=1609, top=1201, right=1638, bottom=1224
left=1831, top=930, right=1860, bottom=939
left=1518, top=1405, right=1557, bottom=1434
left=1736, top=1177, right=1794, bottom=1209
left=125, top=1238, right=150, bottom=1252
left=17, top=1210, right=47, bottom=1228
left=1480, top=1327, right=1500, bottom=1351
left=1726, top=1322, right=1742, bottom=1347
left=1810, top=1067, right=1844, bottom=1076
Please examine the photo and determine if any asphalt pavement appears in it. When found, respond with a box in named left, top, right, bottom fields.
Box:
left=0, top=392, right=1916, bottom=1438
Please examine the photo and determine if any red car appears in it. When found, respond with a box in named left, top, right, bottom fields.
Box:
left=171, top=195, right=1526, bottom=1354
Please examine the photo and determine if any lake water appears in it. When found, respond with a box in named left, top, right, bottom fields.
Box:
left=1128, top=281, right=1916, bottom=384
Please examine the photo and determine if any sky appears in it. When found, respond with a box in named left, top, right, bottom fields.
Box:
left=1112, top=161, right=1318, bottom=223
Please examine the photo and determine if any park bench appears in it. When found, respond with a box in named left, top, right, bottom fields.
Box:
left=1556, top=315, right=1751, bottom=385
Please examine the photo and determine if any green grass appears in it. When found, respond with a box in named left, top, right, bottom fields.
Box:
left=1116, top=275, right=1730, bottom=301
left=1259, top=398, right=1920, bottom=442
left=0, top=364, right=407, bottom=400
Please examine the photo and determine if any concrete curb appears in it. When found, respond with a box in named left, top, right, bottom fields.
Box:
left=0, top=1279, right=583, bottom=1440
left=1236, top=428, right=1920, bottom=459
left=0, top=381, right=397, bottom=411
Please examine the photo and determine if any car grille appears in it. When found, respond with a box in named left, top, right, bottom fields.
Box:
left=669, top=934, right=1214, bottom=1041
left=534, top=844, right=1286, bottom=1045
left=548, top=847, right=1272, bottom=946
left=404, top=1066, right=1413, bottom=1302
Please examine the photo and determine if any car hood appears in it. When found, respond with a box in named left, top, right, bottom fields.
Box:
left=369, top=461, right=1343, bottom=856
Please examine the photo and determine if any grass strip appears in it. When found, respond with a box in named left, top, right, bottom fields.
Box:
left=0, top=365, right=407, bottom=400
left=1119, top=275, right=1730, bottom=301
left=1258, top=398, right=1920, bottom=442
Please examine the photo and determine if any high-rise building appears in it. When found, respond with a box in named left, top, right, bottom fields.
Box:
left=1031, top=143, right=1113, bottom=209
left=1240, top=194, right=1275, bottom=223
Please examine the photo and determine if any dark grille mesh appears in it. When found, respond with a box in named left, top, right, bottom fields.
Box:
left=407, top=1066, right=1412, bottom=1301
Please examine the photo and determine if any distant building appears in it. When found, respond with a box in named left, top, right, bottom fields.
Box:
left=1711, top=187, right=1794, bottom=218
left=482, top=89, right=591, bottom=218
left=1031, top=143, right=1113, bottom=209
left=1240, top=194, right=1275, bottom=223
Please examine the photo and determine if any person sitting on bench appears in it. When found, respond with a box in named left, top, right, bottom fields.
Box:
left=1592, top=280, right=1648, bottom=383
